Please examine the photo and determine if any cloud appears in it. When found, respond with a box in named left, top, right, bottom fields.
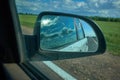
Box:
left=95, top=3, right=99, bottom=7
left=16, top=0, right=120, bottom=17
left=113, top=0, right=120, bottom=8
left=64, top=0, right=72, bottom=3
left=98, top=10, right=109, bottom=17
left=77, top=2, right=87, bottom=7
left=90, top=0, right=108, bottom=4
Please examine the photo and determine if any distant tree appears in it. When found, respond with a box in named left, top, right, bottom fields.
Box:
left=88, top=16, right=120, bottom=22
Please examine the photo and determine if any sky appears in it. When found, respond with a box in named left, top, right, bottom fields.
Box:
left=15, top=0, right=120, bottom=18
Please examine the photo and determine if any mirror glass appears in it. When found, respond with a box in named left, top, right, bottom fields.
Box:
left=40, top=15, right=98, bottom=52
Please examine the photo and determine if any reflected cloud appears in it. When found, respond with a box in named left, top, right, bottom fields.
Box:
left=41, top=17, right=59, bottom=27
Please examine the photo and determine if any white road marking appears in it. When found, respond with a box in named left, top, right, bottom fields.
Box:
left=92, top=38, right=98, bottom=45
left=43, top=61, right=77, bottom=80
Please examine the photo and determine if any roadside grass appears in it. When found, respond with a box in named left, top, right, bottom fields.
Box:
left=19, top=14, right=120, bottom=56
left=95, top=21, right=120, bottom=56
left=19, top=14, right=37, bottom=28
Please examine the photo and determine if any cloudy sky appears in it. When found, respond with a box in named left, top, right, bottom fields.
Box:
left=16, top=0, right=120, bottom=17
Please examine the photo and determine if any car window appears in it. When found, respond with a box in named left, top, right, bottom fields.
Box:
left=15, top=0, right=120, bottom=80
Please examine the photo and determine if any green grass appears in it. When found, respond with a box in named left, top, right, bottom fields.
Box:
left=19, top=14, right=37, bottom=28
left=95, top=21, right=120, bottom=55
left=19, top=14, right=120, bottom=56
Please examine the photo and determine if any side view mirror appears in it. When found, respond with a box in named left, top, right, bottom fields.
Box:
left=33, top=12, right=106, bottom=60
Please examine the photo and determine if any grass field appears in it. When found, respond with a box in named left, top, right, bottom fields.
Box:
left=19, top=14, right=37, bottom=28
left=19, top=14, right=120, bottom=56
left=95, top=21, right=120, bottom=55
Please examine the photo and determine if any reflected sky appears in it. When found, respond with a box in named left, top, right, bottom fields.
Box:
left=79, top=20, right=96, bottom=37
left=41, top=15, right=96, bottom=37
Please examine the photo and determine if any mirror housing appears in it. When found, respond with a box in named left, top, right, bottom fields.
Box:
left=33, top=12, right=106, bottom=60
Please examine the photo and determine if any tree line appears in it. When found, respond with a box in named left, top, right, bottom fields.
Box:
left=88, top=16, right=120, bottom=22
left=19, top=12, right=37, bottom=16
left=19, top=13, right=120, bottom=22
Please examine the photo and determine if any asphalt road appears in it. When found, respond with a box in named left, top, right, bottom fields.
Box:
left=87, top=37, right=98, bottom=52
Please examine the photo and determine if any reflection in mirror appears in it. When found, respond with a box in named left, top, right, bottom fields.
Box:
left=40, top=15, right=98, bottom=52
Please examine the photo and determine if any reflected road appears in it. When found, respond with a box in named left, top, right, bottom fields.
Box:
left=87, top=37, right=98, bottom=52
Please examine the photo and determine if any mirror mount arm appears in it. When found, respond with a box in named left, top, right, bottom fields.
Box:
left=24, top=35, right=38, bottom=57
